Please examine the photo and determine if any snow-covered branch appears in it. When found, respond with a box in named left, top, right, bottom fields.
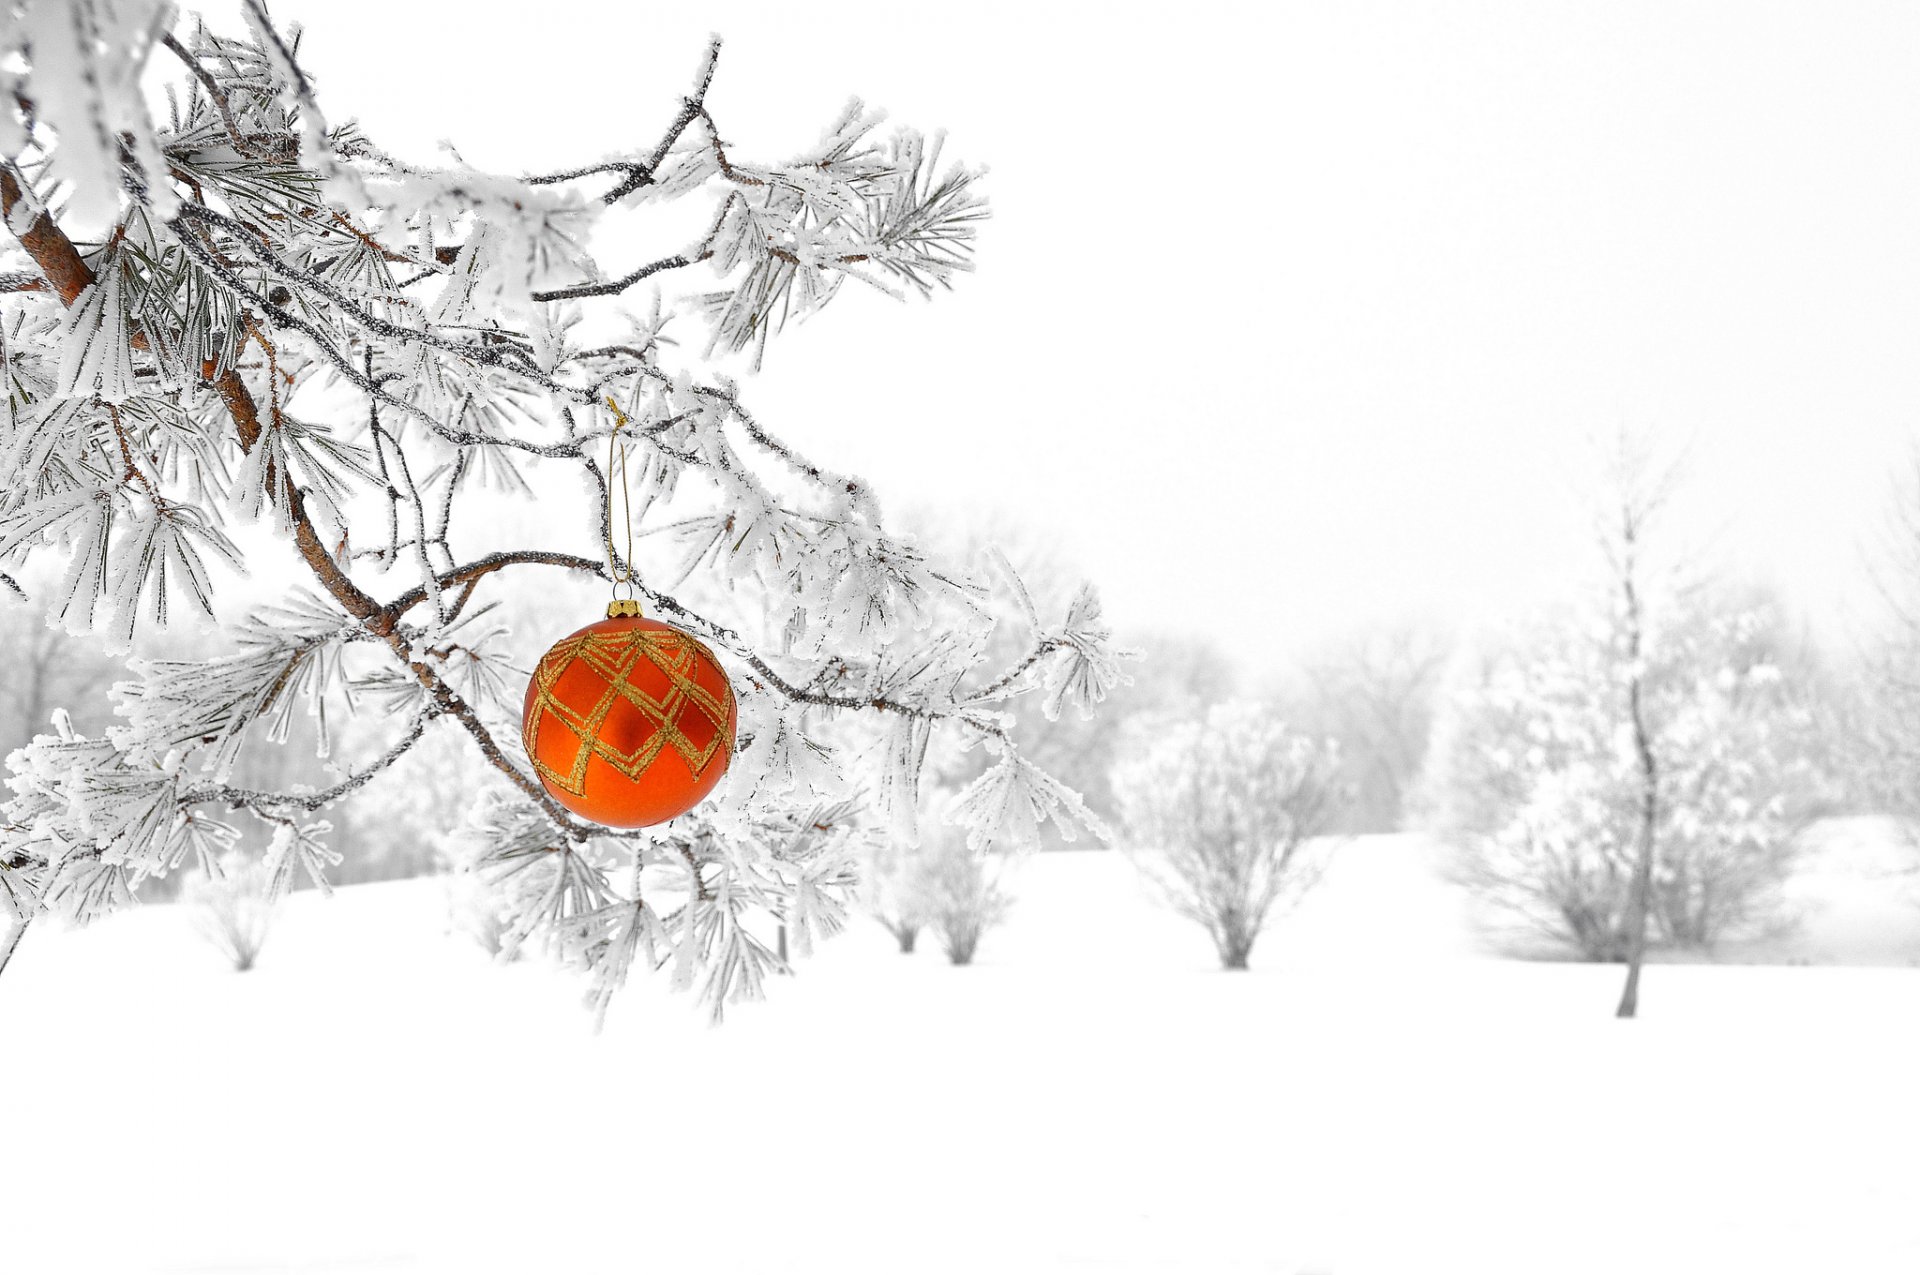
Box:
left=0, top=3, right=1125, bottom=1019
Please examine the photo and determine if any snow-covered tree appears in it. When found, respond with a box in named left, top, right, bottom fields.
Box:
left=0, top=5, right=1128, bottom=1014
left=183, top=846, right=274, bottom=971
left=860, top=831, right=932, bottom=954
left=1113, top=701, right=1346, bottom=971
left=1274, top=620, right=1450, bottom=834
left=1425, top=441, right=1825, bottom=1012
left=917, top=817, right=1011, bottom=966
left=0, top=573, right=123, bottom=751
left=1431, top=603, right=1820, bottom=953
left=910, top=517, right=1145, bottom=839
left=1857, top=449, right=1920, bottom=834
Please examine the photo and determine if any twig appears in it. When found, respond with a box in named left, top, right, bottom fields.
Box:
left=162, top=32, right=272, bottom=162
left=184, top=709, right=440, bottom=814
left=0, top=913, right=28, bottom=980
left=524, top=35, right=721, bottom=205
left=532, top=249, right=709, bottom=303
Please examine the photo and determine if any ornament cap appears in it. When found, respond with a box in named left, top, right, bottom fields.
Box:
left=606, top=598, right=643, bottom=619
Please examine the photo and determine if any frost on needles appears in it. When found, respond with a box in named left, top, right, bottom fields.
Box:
left=0, top=1, right=1132, bottom=1018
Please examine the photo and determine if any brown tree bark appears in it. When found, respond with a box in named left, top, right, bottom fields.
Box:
left=0, top=168, right=95, bottom=305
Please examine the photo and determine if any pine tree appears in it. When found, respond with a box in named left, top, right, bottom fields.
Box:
left=0, top=3, right=1130, bottom=1015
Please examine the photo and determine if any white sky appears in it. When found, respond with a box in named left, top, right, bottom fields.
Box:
left=247, top=0, right=1920, bottom=673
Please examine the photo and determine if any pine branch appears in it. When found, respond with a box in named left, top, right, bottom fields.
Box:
left=387, top=545, right=1011, bottom=744
left=967, top=639, right=1073, bottom=703
left=382, top=549, right=607, bottom=620
left=0, top=914, right=28, bottom=979
left=525, top=36, right=721, bottom=206
left=209, top=339, right=385, bottom=623
left=530, top=249, right=710, bottom=303
left=0, top=12, right=1095, bottom=1019
left=685, top=378, right=867, bottom=502
left=184, top=708, right=438, bottom=814
left=161, top=32, right=273, bottom=162
left=5, top=170, right=595, bottom=839
left=382, top=632, right=598, bottom=839
left=1, top=165, right=97, bottom=304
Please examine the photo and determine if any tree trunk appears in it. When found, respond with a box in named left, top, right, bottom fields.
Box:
left=897, top=927, right=918, bottom=954
left=1615, top=784, right=1658, bottom=1016
left=1615, top=528, right=1660, bottom=1019
left=946, top=927, right=978, bottom=965
left=0, top=914, right=30, bottom=982
left=19, top=634, right=55, bottom=744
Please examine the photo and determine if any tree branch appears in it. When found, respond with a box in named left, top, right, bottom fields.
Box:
left=162, top=32, right=273, bottom=162
left=6, top=185, right=593, bottom=841
left=390, top=546, right=1009, bottom=743
left=1, top=165, right=96, bottom=304
left=524, top=35, right=721, bottom=206
left=0, top=912, right=28, bottom=980
left=383, top=549, right=608, bottom=620
left=184, top=708, right=439, bottom=814
left=967, top=639, right=1071, bottom=704
left=531, top=250, right=709, bottom=303
left=210, top=340, right=386, bottom=626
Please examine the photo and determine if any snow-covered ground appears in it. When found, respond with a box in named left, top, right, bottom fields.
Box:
left=5, top=828, right=1920, bottom=1274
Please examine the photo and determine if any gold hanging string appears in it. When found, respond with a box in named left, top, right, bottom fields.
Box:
left=603, top=397, right=642, bottom=618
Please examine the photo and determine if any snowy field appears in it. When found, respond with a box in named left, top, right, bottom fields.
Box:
left=5, top=828, right=1920, bottom=1275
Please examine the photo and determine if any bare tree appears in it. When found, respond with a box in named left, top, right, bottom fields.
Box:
left=1114, top=702, right=1346, bottom=970
left=1279, top=622, right=1450, bottom=833
left=0, top=589, right=122, bottom=749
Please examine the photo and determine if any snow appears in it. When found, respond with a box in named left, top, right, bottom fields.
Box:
left=5, top=828, right=1920, bottom=1274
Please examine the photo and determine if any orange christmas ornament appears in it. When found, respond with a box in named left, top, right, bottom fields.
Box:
left=519, top=400, right=737, bottom=827
left=521, top=611, right=736, bottom=827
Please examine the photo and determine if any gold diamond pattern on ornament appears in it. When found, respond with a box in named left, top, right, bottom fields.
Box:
left=523, top=628, right=734, bottom=797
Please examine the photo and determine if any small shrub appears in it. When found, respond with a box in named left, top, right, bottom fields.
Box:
left=447, top=866, right=519, bottom=961
left=1114, top=702, right=1345, bottom=970
left=921, top=830, right=1011, bottom=966
left=185, top=851, right=276, bottom=972
left=862, top=838, right=932, bottom=954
